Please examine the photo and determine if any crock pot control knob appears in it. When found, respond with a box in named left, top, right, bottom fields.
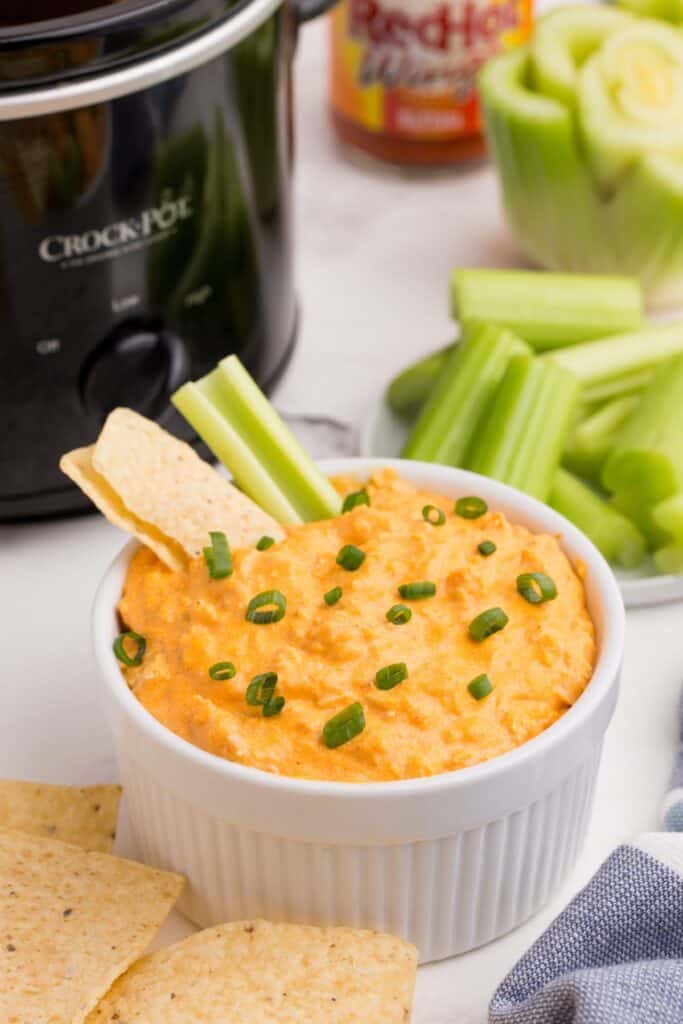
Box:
left=80, top=321, right=189, bottom=423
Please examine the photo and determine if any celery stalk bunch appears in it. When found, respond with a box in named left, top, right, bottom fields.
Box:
left=480, top=6, right=683, bottom=305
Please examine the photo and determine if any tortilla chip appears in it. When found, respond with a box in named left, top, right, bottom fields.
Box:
left=0, top=780, right=121, bottom=853
left=0, top=828, right=184, bottom=1024
left=86, top=920, right=418, bottom=1022
left=60, top=444, right=187, bottom=571
left=60, top=409, right=284, bottom=571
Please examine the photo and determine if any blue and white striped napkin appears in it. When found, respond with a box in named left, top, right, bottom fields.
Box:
left=490, top=691, right=683, bottom=1024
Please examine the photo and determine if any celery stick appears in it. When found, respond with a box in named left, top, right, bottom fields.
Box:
left=654, top=545, right=683, bottom=574
left=386, top=343, right=454, bottom=421
left=581, top=369, right=652, bottom=406
left=602, top=354, right=683, bottom=503
left=550, top=468, right=647, bottom=569
left=467, top=355, right=579, bottom=502
left=611, top=492, right=670, bottom=549
left=563, top=395, right=639, bottom=483
left=172, top=356, right=341, bottom=524
left=479, top=49, right=612, bottom=274
left=402, top=323, right=529, bottom=464
left=451, top=270, right=643, bottom=351
left=652, top=494, right=683, bottom=542
left=547, top=322, right=683, bottom=395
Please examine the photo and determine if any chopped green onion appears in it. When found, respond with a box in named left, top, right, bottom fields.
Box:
left=467, top=673, right=494, bottom=700
left=386, top=604, right=412, bottom=625
left=113, top=631, right=146, bottom=667
left=455, top=496, right=488, bottom=519
left=209, top=661, right=236, bottom=680
left=263, top=696, right=285, bottom=717
left=478, top=540, right=497, bottom=557
left=324, top=586, right=343, bottom=606
left=322, top=702, right=366, bottom=749
left=468, top=607, right=509, bottom=641
left=256, top=536, right=275, bottom=551
left=422, top=504, right=446, bottom=526
left=246, top=672, right=278, bottom=706
left=203, top=531, right=233, bottom=579
left=342, top=490, right=370, bottom=513
left=245, top=590, right=287, bottom=624
left=375, top=662, right=408, bottom=691
left=517, top=572, right=558, bottom=604
left=398, top=581, right=436, bottom=600
left=336, top=545, right=366, bottom=571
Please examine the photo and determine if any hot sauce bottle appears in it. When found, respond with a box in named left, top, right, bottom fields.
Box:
left=328, top=0, right=533, bottom=168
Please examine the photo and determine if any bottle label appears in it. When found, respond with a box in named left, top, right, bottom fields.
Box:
left=329, top=0, right=532, bottom=142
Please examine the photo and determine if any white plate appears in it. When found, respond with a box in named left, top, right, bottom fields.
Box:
left=360, top=400, right=683, bottom=608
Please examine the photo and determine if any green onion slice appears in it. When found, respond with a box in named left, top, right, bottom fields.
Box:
left=468, top=606, right=509, bottom=641
left=113, top=631, right=146, bottom=667
left=342, top=489, right=370, bottom=513
left=455, top=496, right=488, bottom=519
left=478, top=540, right=497, bottom=557
left=375, top=662, right=408, bottom=691
left=467, top=673, right=493, bottom=700
left=263, top=695, right=285, bottom=717
left=398, top=581, right=436, bottom=600
left=422, top=504, right=446, bottom=526
left=246, top=672, right=278, bottom=706
left=209, top=661, right=236, bottom=681
left=324, top=586, right=343, bottom=606
left=203, top=531, right=233, bottom=579
left=322, top=702, right=366, bottom=749
left=245, top=589, right=287, bottom=624
left=517, top=572, right=558, bottom=604
left=386, top=603, right=412, bottom=625
left=256, top=536, right=276, bottom=551
left=336, top=545, right=366, bottom=571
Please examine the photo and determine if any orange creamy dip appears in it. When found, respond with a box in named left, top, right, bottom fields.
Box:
left=118, top=470, right=596, bottom=783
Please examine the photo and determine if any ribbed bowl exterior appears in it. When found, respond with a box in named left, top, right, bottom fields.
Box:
left=95, top=459, right=624, bottom=965
left=119, top=744, right=601, bottom=963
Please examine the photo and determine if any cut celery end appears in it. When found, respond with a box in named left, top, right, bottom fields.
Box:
left=563, top=394, right=639, bottom=483
left=402, top=323, right=529, bottom=465
left=467, top=355, right=579, bottom=502
left=386, top=343, right=455, bottom=421
left=451, top=269, right=643, bottom=350
left=550, top=468, right=647, bottom=569
left=547, top=322, right=683, bottom=389
left=531, top=6, right=634, bottom=111
left=602, top=353, right=683, bottom=502
left=172, top=357, right=342, bottom=524
left=617, top=0, right=683, bottom=22
left=654, top=545, right=683, bottom=574
left=652, top=493, right=683, bottom=542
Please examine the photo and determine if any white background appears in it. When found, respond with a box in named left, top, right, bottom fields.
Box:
left=1, top=11, right=681, bottom=1022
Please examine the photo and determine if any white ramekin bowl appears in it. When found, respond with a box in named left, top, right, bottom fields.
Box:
left=93, top=459, right=624, bottom=963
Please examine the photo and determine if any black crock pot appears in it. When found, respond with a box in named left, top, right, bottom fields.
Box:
left=0, top=0, right=330, bottom=519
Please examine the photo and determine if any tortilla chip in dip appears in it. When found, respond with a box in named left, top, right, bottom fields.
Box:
left=86, top=920, right=418, bottom=1023
left=0, top=827, right=183, bottom=1024
left=0, top=780, right=121, bottom=853
left=60, top=408, right=283, bottom=571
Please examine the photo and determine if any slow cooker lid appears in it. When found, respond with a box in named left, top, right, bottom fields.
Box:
left=0, top=0, right=249, bottom=91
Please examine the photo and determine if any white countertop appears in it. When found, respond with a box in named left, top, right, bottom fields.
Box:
left=1, top=14, right=682, bottom=1022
